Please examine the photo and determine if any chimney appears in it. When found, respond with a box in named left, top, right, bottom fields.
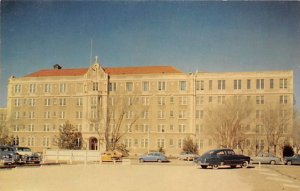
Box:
left=53, top=64, right=62, bottom=70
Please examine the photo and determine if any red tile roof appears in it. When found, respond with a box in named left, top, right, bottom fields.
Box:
left=24, top=66, right=182, bottom=77
left=25, top=68, right=88, bottom=77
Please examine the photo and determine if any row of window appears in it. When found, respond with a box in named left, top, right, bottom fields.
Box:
left=13, top=78, right=289, bottom=95
left=195, top=78, right=288, bottom=91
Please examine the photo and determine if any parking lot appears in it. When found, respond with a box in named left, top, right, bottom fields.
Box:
left=0, top=160, right=300, bottom=191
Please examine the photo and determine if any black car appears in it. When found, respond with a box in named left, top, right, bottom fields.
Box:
left=195, top=148, right=250, bottom=169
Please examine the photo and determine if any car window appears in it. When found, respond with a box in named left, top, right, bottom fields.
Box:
left=216, top=151, right=225, bottom=155
left=227, top=150, right=235, bottom=155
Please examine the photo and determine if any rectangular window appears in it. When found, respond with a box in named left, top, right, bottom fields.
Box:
left=44, top=98, right=51, bottom=106
left=179, top=124, right=186, bottom=133
left=270, top=79, right=274, bottom=89
left=60, top=98, right=66, bottom=106
left=76, top=111, right=82, bottom=119
left=142, top=81, right=149, bottom=91
left=218, top=80, right=226, bottom=90
left=59, top=111, right=65, bottom=119
left=126, top=82, right=133, bottom=91
left=196, top=110, right=204, bottom=119
left=256, top=96, right=265, bottom=104
left=77, top=98, right=83, bottom=106
left=43, top=137, right=50, bottom=147
left=44, top=84, right=51, bottom=93
left=208, top=96, right=213, bottom=103
left=178, top=111, right=185, bottom=119
left=44, top=111, right=51, bottom=119
left=280, top=95, right=288, bottom=104
left=256, top=79, right=264, bottom=89
left=29, top=111, right=35, bottom=119
left=60, top=83, right=66, bottom=93
left=178, top=139, right=183, bottom=149
left=109, top=82, right=116, bottom=92
left=209, top=80, right=213, bottom=90
left=196, top=96, right=204, bottom=105
left=27, top=137, right=35, bottom=147
left=157, top=139, right=165, bottom=148
left=169, top=139, right=174, bottom=147
left=196, top=80, right=204, bottom=91
left=157, top=110, right=165, bottom=119
left=170, top=96, right=174, bottom=104
left=142, top=97, right=149, bottom=105
left=158, top=81, right=166, bottom=91
left=14, top=84, right=21, bottom=93
left=158, top=97, right=165, bottom=105
left=93, top=82, right=99, bottom=91
left=29, top=84, right=36, bottom=93
left=234, top=80, right=242, bottom=90
left=218, top=96, right=225, bottom=104
left=157, top=124, right=165, bottom=133
left=179, top=97, right=187, bottom=105
left=280, top=79, right=288, bottom=89
left=247, top=79, right=251, bottom=89
left=179, top=81, right=187, bottom=91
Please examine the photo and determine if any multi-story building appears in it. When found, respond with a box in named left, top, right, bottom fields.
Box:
left=5, top=58, right=294, bottom=156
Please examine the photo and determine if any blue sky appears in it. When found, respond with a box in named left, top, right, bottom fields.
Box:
left=1, top=1, right=300, bottom=107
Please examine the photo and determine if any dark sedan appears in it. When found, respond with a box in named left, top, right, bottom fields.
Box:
left=284, top=154, right=300, bottom=165
left=195, top=148, right=250, bottom=169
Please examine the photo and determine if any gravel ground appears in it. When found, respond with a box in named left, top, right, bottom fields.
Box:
left=0, top=163, right=253, bottom=191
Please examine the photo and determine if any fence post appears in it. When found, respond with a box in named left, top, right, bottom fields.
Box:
left=56, top=149, right=59, bottom=163
left=42, top=149, right=46, bottom=164
left=69, top=150, right=73, bottom=164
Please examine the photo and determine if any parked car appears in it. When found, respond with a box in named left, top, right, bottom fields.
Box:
left=251, top=153, right=281, bottom=165
left=195, top=148, right=250, bottom=169
left=284, top=154, right=300, bottom=165
left=139, top=152, right=169, bottom=163
left=101, top=150, right=122, bottom=162
left=178, top=152, right=199, bottom=161
left=11, top=146, right=41, bottom=164
left=0, top=145, right=16, bottom=165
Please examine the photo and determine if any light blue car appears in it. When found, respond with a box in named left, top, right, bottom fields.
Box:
left=138, top=152, right=169, bottom=163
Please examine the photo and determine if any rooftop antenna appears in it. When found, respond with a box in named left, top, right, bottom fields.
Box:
left=90, top=39, right=93, bottom=66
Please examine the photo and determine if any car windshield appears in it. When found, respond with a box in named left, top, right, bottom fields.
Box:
left=17, top=147, right=31, bottom=152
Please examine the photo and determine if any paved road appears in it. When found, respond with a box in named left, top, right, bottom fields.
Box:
left=0, top=162, right=299, bottom=191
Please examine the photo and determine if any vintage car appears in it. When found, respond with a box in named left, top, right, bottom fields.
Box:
left=178, top=151, right=199, bottom=161
left=139, top=152, right=169, bottom=163
left=284, top=154, right=300, bottom=165
left=195, top=148, right=250, bottom=169
left=11, top=146, right=41, bottom=164
left=101, top=150, right=122, bottom=162
left=251, top=153, right=281, bottom=165
left=0, top=145, right=16, bottom=165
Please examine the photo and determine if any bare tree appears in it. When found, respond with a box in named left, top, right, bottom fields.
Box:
left=293, top=109, right=300, bottom=153
left=203, top=96, right=254, bottom=149
left=262, top=104, right=292, bottom=155
left=0, top=122, right=12, bottom=145
left=97, top=95, right=140, bottom=151
left=183, top=137, right=198, bottom=154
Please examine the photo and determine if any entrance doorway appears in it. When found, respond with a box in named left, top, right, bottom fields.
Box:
left=89, top=137, right=98, bottom=150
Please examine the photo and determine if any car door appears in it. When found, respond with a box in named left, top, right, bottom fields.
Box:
left=294, top=155, right=300, bottom=165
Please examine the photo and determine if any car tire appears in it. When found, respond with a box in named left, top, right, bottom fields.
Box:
left=241, top=161, right=249, bottom=168
left=287, top=161, right=292, bottom=165
left=212, top=164, right=219, bottom=169
left=270, top=160, right=276, bottom=165
left=201, top=165, right=207, bottom=169
left=139, top=159, right=144, bottom=163
left=158, top=159, right=162, bottom=163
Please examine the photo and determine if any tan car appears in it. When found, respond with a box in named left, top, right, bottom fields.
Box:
left=101, top=151, right=122, bottom=162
